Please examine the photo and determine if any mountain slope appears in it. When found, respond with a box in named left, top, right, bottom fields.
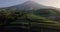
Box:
left=1, top=1, right=55, bottom=10
left=12, top=13, right=58, bottom=24
left=11, top=14, right=60, bottom=29
left=34, top=9, right=60, bottom=17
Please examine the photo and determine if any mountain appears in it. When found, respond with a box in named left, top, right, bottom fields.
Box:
left=1, top=1, right=55, bottom=10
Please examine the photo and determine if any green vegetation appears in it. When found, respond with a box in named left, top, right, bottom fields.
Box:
left=27, top=14, right=60, bottom=29
left=0, top=9, right=25, bottom=25
left=34, top=9, right=60, bottom=17
left=0, top=8, right=60, bottom=29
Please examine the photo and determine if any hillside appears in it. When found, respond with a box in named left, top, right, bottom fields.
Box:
left=10, top=13, right=60, bottom=29
left=34, top=9, right=60, bottom=17
left=0, top=9, right=60, bottom=32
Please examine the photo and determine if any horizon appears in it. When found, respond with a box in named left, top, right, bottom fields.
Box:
left=0, top=0, right=60, bottom=8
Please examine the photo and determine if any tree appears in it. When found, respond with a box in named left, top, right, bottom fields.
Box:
left=0, top=10, right=26, bottom=25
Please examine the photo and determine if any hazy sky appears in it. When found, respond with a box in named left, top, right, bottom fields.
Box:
left=0, top=0, right=60, bottom=8
left=34, top=0, right=60, bottom=8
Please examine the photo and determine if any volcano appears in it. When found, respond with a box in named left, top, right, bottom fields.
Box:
left=1, top=1, right=55, bottom=10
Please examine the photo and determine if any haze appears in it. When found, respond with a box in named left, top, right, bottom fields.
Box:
left=0, top=0, right=60, bottom=8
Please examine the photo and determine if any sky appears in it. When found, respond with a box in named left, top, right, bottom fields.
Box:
left=0, top=0, right=60, bottom=8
